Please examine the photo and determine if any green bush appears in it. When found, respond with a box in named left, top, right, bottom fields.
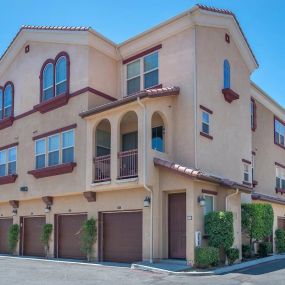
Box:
left=8, top=224, right=19, bottom=254
left=275, top=228, right=285, bottom=253
left=241, top=204, right=273, bottom=245
left=80, top=218, right=97, bottom=262
left=226, top=248, right=239, bottom=265
left=258, top=242, right=272, bottom=257
left=205, top=211, right=234, bottom=251
left=195, top=247, right=220, bottom=268
left=242, top=244, right=252, bottom=259
left=40, top=224, right=53, bottom=257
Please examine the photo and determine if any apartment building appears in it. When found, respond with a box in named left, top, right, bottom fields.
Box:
left=0, top=4, right=278, bottom=264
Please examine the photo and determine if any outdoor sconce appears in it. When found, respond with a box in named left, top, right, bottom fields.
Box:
left=144, top=196, right=151, bottom=207
left=197, top=195, right=205, bottom=207
left=44, top=205, right=51, bottom=213
left=12, top=208, right=18, bottom=216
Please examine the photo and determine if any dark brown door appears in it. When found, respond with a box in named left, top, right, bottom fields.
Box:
left=22, top=217, right=46, bottom=257
left=168, top=193, right=186, bottom=259
left=56, top=214, right=87, bottom=260
left=102, top=211, right=142, bottom=263
left=278, top=217, right=285, bottom=229
left=0, top=218, right=13, bottom=254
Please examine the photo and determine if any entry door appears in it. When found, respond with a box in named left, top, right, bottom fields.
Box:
left=168, top=193, right=186, bottom=259
left=0, top=218, right=13, bottom=254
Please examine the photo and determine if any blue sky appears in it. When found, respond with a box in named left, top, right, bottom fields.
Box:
left=0, top=0, right=284, bottom=105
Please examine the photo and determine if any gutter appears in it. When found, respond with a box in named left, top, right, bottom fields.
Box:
left=137, top=97, right=154, bottom=264
left=226, top=188, right=239, bottom=211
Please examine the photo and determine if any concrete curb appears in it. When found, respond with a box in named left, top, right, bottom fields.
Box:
left=132, top=254, right=285, bottom=276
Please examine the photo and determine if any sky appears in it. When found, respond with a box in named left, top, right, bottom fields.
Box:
left=0, top=0, right=284, bottom=105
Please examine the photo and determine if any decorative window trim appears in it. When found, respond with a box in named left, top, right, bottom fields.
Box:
left=242, top=158, right=251, bottom=165
left=202, top=189, right=217, bottom=196
left=0, top=82, right=15, bottom=130
left=200, top=131, right=213, bottom=140
left=222, top=88, right=239, bottom=103
left=274, top=116, right=285, bottom=150
left=37, top=52, right=70, bottom=113
left=251, top=98, right=257, bottom=131
left=0, top=174, right=17, bottom=185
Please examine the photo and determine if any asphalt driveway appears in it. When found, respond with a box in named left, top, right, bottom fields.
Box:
left=1, top=256, right=285, bottom=285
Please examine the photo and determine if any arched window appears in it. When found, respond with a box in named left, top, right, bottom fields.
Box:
left=223, top=59, right=230, bottom=89
left=43, top=63, right=54, bottom=101
left=151, top=112, right=165, bottom=152
left=4, top=84, right=13, bottom=118
left=0, top=89, right=3, bottom=120
left=55, top=56, right=67, bottom=96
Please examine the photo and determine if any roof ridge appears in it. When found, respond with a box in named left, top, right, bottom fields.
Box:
left=196, top=4, right=234, bottom=16
left=20, top=25, right=91, bottom=31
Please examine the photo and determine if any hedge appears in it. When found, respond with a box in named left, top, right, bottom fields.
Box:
left=195, top=247, right=219, bottom=268
left=205, top=211, right=234, bottom=251
left=258, top=242, right=272, bottom=257
left=226, top=248, right=239, bottom=265
left=275, top=229, right=285, bottom=253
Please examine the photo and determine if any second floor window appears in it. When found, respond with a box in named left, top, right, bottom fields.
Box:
left=126, top=52, right=159, bottom=96
left=275, top=118, right=285, bottom=147
left=243, top=163, right=251, bottom=183
left=0, top=83, right=13, bottom=120
left=0, top=146, right=17, bottom=177
left=276, top=166, right=285, bottom=190
left=202, top=111, right=210, bottom=135
left=35, top=129, right=74, bottom=169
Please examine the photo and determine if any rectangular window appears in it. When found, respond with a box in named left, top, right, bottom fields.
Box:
left=34, top=129, right=75, bottom=169
left=276, top=167, right=285, bottom=189
left=202, top=111, right=210, bottom=135
left=251, top=99, right=256, bottom=130
left=0, top=146, right=17, bottom=177
left=126, top=51, right=159, bottom=96
left=204, top=195, right=214, bottom=216
left=243, top=163, right=251, bottom=183
left=275, top=118, right=285, bottom=147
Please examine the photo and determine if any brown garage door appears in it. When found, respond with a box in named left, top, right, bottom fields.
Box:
left=168, top=193, right=186, bottom=259
left=0, top=218, right=13, bottom=254
left=101, top=211, right=142, bottom=263
left=22, top=216, right=46, bottom=257
left=55, top=214, right=87, bottom=260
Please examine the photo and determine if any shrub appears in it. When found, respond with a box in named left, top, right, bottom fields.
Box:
left=241, top=204, right=273, bottom=246
left=275, top=228, right=285, bottom=253
left=205, top=211, right=234, bottom=251
left=40, top=224, right=53, bottom=257
left=8, top=224, right=19, bottom=254
left=80, top=218, right=97, bottom=262
left=258, top=242, right=272, bottom=257
left=242, top=244, right=252, bottom=259
left=195, top=247, right=219, bottom=268
left=226, top=248, right=239, bottom=265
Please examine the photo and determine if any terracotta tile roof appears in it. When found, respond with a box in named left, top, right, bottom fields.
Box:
left=80, top=86, right=180, bottom=118
left=153, top=157, right=252, bottom=193
left=196, top=4, right=258, bottom=67
left=252, top=192, right=285, bottom=206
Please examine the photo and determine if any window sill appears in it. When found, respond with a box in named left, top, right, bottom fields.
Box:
left=242, top=181, right=252, bottom=187
left=222, top=88, right=240, bottom=103
left=0, top=174, right=18, bottom=185
left=27, top=162, right=76, bottom=179
left=276, top=188, right=285, bottom=194
left=274, top=141, right=285, bottom=151
left=33, top=93, right=69, bottom=114
left=200, top=132, right=213, bottom=140
left=0, top=116, right=14, bottom=130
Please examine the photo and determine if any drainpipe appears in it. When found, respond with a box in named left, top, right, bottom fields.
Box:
left=193, top=25, right=198, bottom=169
left=226, top=188, right=239, bottom=211
left=137, top=97, right=153, bottom=264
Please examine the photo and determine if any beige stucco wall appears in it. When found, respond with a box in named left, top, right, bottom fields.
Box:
left=196, top=26, right=252, bottom=183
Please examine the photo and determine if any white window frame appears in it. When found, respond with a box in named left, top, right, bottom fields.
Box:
left=201, top=111, right=210, bottom=135
left=203, top=194, right=215, bottom=216
left=48, top=134, right=60, bottom=167
left=276, top=166, right=285, bottom=189
left=243, top=162, right=251, bottom=183
left=125, top=51, right=159, bottom=96
left=62, top=129, right=75, bottom=163
left=43, top=63, right=54, bottom=100
left=34, top=129, right=75, bottom=169
left=0, top=146, right=17, bottom=176
left=35, top=138, right=46, bottom=169
left=275, top=118, right=285, bottom=147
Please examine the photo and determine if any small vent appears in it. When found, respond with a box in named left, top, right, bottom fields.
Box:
left=25, top=45, right=30, bottom=53
left=20, top=186, right=28, bottom=192
left=225, top=33, right=230, bottom=43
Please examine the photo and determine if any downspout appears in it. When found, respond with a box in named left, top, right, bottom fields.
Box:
left=137, top=97, right=153, bottom=264
left=193, top=25, right=198, bottom=169
left=226, top=188, right=239, bottom=211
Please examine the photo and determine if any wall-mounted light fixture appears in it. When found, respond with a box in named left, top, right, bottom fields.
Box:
left=197, top=195, right=206, bottom=207
left=144, top=196, right=151, bottom=208
left=12, top=208, right=18, bottom=216
left=44, top=205, right=51, bottom=213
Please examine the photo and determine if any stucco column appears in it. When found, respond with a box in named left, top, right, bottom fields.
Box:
left=110, top=116, right=119, bottom=181
left=85, top=120, right=95, bottom=187
left=186, top=184, right=195, bottom=265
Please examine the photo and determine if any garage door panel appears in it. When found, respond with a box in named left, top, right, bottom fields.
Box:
left=103, top=211, right=142, bottom=263
left=23, top=217, right=46, bottom=257
left=0, top=218, right=13, bottom=254
left=57, top=214, right=87, bottom=260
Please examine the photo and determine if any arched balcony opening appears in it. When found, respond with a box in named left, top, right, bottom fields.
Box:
left=151, top=112, right=166, bottom=152
left=118, top=111, right=138, bottom=179
left=94, top=119, right=111, bottom=182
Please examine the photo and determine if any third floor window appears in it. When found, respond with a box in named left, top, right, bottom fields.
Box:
left=274, top=117, right=285, bottom=147
left=0, top=83, right=13, bottom=120
left=126, top=51, right=159, bottom=96
left=0, top=146, right=17, bottom=177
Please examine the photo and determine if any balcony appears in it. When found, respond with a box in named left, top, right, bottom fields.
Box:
left=94, top=154, right=111, bottom=182
left=118, top=149, right=138, bottom=179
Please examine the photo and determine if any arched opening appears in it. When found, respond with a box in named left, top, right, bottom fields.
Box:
left=55, top=56, right=67, bottom=96
left=118, top=111, right=138, bottom=179
left=94, top=119, right=111, bottom=182
left=43, top=63, right=54, bottom=101
left=151, top=112, right=165, bottom=152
